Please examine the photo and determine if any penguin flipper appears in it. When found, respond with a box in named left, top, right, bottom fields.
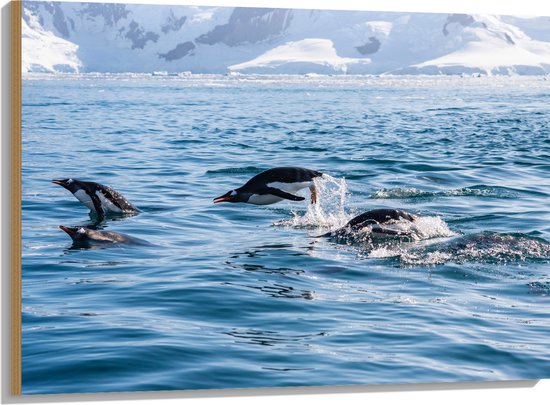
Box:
left=90, top=192, right=105, bottom=220
left=263, top=187, right=305, bottom=202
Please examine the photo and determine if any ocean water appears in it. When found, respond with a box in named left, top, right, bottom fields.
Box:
left=21, top=74, right=550, bottom=394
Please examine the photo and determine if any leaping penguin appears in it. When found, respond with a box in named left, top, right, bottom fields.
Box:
left=52, top=178, right=139, bottom=220
left=213, top=167, right=323, bottom=205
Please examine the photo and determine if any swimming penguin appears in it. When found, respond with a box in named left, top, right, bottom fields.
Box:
left=59, top=225, right=146, bottom=246
left=213, top=167, right=323, bottom=205
left=52, top=178, right=139, bottom=219
left=323, top=209, right=419, bottom=238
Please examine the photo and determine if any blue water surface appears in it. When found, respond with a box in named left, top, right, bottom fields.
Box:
left=21, top=74, right=550, bottom=394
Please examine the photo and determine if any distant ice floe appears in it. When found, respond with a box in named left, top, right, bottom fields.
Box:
left=21, top=73, right=550, bottom=96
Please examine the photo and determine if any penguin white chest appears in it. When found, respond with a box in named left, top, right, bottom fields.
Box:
left=73, top=189, right=95, bottom=211
left=247, top=194, right=284, bottom=205
left=73, top=189, right=123, bottom=213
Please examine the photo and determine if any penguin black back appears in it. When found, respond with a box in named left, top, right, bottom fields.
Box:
left=239, top=167, right=323, bottom=191
left=346, top=209, right=418, bottom=229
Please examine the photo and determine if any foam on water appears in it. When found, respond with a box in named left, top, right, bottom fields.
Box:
left=377, top=215, right=457, bottom=240
left=368, top=232, right=550, bottom=266
left=437, top=232, right=550, bottom=264
left=368, top=246, right=404, bottom=258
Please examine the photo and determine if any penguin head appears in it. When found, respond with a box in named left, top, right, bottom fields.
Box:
left=52, top=178, right=81, bottom=193
left=213, top=189, right=249, bottom=204
left=59, top=225, right=89, bottom=242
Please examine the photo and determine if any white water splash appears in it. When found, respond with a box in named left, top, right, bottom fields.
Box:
left=395, top=216, right=457, bottom=240
left=276, top=174, right=351, bottom=229
left=368, top=246, right=404, bottom=258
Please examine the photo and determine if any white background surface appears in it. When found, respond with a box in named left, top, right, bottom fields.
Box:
left=1, top=0, right=549, bottom=404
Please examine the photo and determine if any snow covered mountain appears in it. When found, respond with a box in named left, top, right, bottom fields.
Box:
left=22, top=1, right=550, bottom=75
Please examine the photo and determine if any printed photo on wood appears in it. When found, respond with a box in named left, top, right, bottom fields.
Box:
left=13, top=0, right=550, bottom=396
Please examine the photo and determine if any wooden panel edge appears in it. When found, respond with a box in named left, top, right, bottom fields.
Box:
left=11, top=0, right=22, bottom=396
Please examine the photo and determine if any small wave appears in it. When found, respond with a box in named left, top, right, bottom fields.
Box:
left=370, top=188, right=433, bottom=199
left=206, top=166, right=265, bottom=175
left=168, top=138, right=208, bottom=145
left=275, top=174, right=350, bottom=229
left=425, top=106, right=478, bottom=112
left=369, top=185, right=522, bottom=200
left=23, top=102, right=72, bottom=107
left=282, top=146, right=328, bottom=152
left=527, top=281, right=550, bottom=296
left=444, top=186, right=522, bottom=198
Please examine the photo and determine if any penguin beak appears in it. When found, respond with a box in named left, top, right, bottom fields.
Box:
left=213, top=195, right=231, bottom=203
left=52, top=179, right=66, bottom=188
left=59, top=225, right=77, bottom=237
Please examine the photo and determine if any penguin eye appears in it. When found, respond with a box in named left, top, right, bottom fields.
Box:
left=230, top=190, right=237, bottom=196
left=67, top=179, right=74, bottom=184
left=77, top=228, right=86, bottom=234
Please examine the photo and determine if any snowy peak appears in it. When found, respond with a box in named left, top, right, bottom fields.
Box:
left=78, top=3, right=131, bottom=28
left=406, top=14, right=550, bottom=75
left=21, top=1, right=550, bottom=75
left=22, top=6, right=81, bottom=73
